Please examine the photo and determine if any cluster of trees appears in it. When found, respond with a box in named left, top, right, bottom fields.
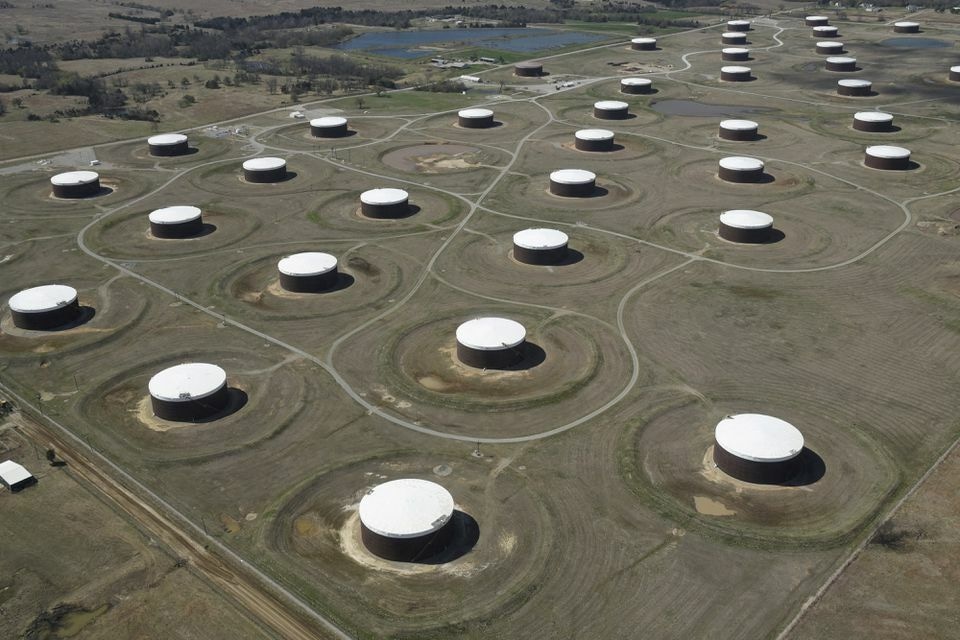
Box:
left=194, top=3, right=706, bottom=31
left=247, top=52, right=402, bottom=97
left=49, top=23, right=354, bottom=62
left=415, top=79, right=467, bottom=93
left=107, top=12, right=163, bottom=25
left=0, top=47, right=56, bottom=78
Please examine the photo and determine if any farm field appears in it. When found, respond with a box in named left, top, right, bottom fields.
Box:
left=2, top=9, right=960, bottom=640
left=0, top=419, right=271, bottom=639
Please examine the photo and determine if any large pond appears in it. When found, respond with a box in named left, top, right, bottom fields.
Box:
left=651, top=100, right=772, bottom=117
left=879, top=37, right=952, bottom=49
left=334, top=28, right=606, bottom=59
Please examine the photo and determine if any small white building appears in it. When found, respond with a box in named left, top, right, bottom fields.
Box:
left=0, top=460, right=36, bottom=492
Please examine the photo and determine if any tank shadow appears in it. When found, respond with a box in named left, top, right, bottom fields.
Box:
left=413, top=511, right=480, bottom=564
left=188, top=388, right=248, bottom=423
left=362, top=204, right=420, bottom=220
left=498, top=341, right=547, bottom=371
left=780, top=447, right=826, bottom=486
left=596, top=113, right=638, bottom=121
left=153, top=223, right=217, bottom=240
left=43, top=306, right=96, bottom=331
left=320, top=273, right=355, bottom=293
left=555, top=248, right=585, bottom=266
left=764, top=228, right=786, bottom=244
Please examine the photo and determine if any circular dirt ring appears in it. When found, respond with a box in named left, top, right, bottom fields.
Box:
left=0, top=277, right=147, bottom=359
left=329, top=309, right=639, bottom=440
left=309, top=188, right=467, bottom=234
left=85, top=205, right=262, bottom=261
left=434, top=228, right=632, bottom=291
left=264, top=451, right=552, bottom=629
left=215, top=247, right=407, bottom=322
left=97, top=136, right=235, bottom=168
left=3, top=172, right=156, bottom=217
left=79, top=348, right=310, bottom=461
left=621, top=398, right=899, bottom=546
left=497, top=172, right=642, bottom=214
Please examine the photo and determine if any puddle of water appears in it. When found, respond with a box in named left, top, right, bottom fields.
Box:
left=694, top=495, right=736, bottom=516
left=651, top=99, right=771, bottom=117
left=879, top=37, right=951, bottom=49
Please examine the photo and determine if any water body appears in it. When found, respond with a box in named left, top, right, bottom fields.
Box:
left=880, top=37, right=952, bottom=49
left=651, top=100, right=771, bottom=117
left=334, top=28, right=605, bottom=59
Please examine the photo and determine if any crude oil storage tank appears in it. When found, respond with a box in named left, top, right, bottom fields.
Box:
left=149, top=205, right=203, bottom=239
left=456, top=317, right=527, bottom=369
left=50, top=171, right=100, bottom=198
left=8, top=284, right=81, bottom=330
left=310, top=117, right=349, bottom=138
left=148, top=133, right=189, bottom=156
left=719, top=210, right=774, bottom=243
left=148, top=362, right=229, bottom=422
left=278, top=252, right=339, bottom=292
left=359, top=479, right=456, bottom=562
left=549, top=169, right=596, bottom=197
left=714, top=413, right=805, bottom=484
left=513, top=228, right=569, bottom=265
left=243, top=157, right=287, bottom=183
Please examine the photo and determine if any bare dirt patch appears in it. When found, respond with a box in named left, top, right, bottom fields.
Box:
left=381, top=144, right=484, bottom=173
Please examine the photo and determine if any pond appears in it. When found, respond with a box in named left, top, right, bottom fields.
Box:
left=651, top=100, right=772, bottom=117
left=334, top=28, right=606, bottom=59
left=879, top=37, right=952, bottom=49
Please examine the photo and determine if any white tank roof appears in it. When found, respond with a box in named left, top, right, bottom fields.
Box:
left=722, top=47, right=749, bottom=54
left=575, top=128, right=615, bottom=141
left=719, top=156, right=764, bottom=171
left=866, top=145, right=910, bottom=159
left=727, top=20, right=750, bottom=26
left=513, top=228, right=569, bottom=250
left=721, top=32, right=746, bottom=38
left=720, top=119, right=759, bottom=131
left=839, top=79, right=872, bottom=88
left=149, top=205, right=202, bottom=225
left=148, top=363, right=227, bottom=402
left=456, top=317, right=526, bottom=351
left=721, top=65, right=751, bottom=74
left=50, top=171, right=99, bottom=186
left=243, top=157, right=286, bottom=171
left=358, top=478, right=454, bottom=539
left=550, top=169, right=596, bottom=185
left=827, top=56, right=856, bottom=64
left=854, top=111, right=893, bottom=123
left=620, top=77, right=652, bottom=86
left=720, top=209, right=774, bottom=229
left=813, top=25, right=838, bottom=32
left=8, top=284, right=78, bottom=314
left=894, top=21, right=919, bottom=27
left=631, top=37, right=656, bottom=44
left=360, top=187, right=409, bottom=206
left=816, top=40, right=844, bottom=47
left=278, top=252, right=338, bottom=277
left=594, top=100, right=629, bottom=111
left=147, top=133, right=187, bottom=146
left=951, top=65, right=960, bottom=73
left=715, top=413, right=804, bottom=463
left=458, top=108, right=493, bottom=119
left=310, top=116, right=347, bottom=127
